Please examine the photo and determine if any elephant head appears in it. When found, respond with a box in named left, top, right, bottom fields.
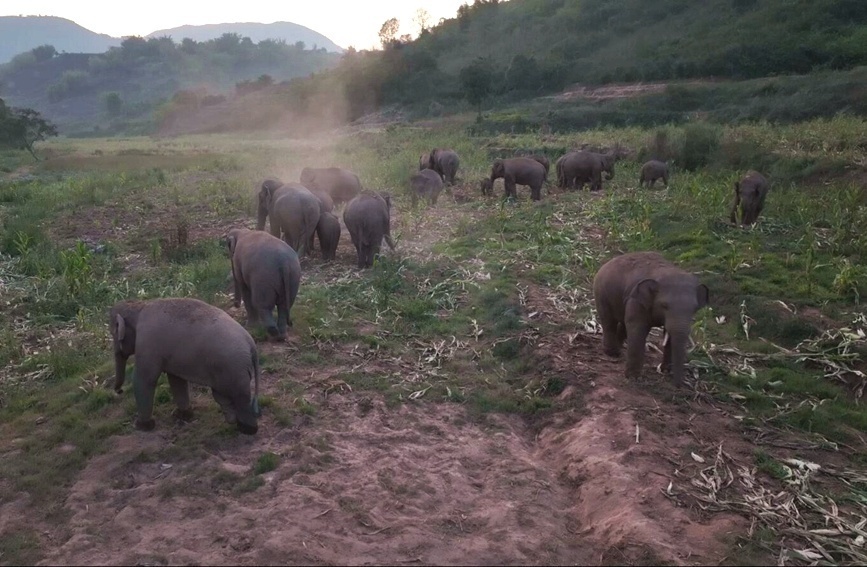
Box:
left=600, top=153, right=616, bottom=180
left=257, top=178, right=283, bottom=230
left=630, top=278, right=709, bottom=385
left=490, top=159, right=506, bottom=181
left=109, top=301, right=144, bottom=394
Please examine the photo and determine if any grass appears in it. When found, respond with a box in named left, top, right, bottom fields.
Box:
left=1, top=116, right=866, bottom=563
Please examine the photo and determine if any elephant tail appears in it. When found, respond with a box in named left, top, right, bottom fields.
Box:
left=282, top=259, right=300, bottom=312
left=250, top=347, right=261, bottom=418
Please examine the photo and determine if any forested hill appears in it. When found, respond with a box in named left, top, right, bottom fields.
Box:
left=0, top=16, right=120, bottom=64
left=0, top=35, right=339, bottom=135
left=342, top=0, right=867, bottom=111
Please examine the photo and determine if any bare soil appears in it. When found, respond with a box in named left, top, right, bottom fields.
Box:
left=13, top=183, right=806, bottom=566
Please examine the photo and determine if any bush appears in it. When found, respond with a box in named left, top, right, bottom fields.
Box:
left=679, top=122, right=722, bottom=171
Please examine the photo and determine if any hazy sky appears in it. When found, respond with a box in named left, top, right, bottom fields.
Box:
left=1, top=1, right=470, bottom=50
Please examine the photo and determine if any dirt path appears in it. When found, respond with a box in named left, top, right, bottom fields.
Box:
left=37, top=186, right=765, bottom=566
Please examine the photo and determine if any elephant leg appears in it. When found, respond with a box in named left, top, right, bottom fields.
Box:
left=241, top=282, right=256, bottom=324
left=505, top=178, right=517, bottom=200
left=232, top=270, right=242, bottom=308
left=624, top=322, right=651, bottom=379
left=230, top=390, right=257, bottom=435
left=661, top=331, right=672, bottom=374
left=167, top=373, right=194, bottom=421
left=132, top=360, right=161, bottom=431
left=598, top=303, right=622, bottom=357
left=531, top=183, right=541, bottom=201
left=276, top=301, right=290, bottom=335
left=212, top=388, right=237, bottom=425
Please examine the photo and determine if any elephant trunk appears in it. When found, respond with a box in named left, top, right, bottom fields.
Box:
left=114, top=352, right=128, bottom=393
left=256, top=204, right=268, bottom=231
left=666, top=324, right=691, bottom=386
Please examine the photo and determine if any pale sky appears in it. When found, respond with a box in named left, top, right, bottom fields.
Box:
left=1, top=1, right=471, bottom=50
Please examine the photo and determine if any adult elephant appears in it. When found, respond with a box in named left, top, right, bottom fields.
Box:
left=730, top=171, right=770, bottom=226
left=482, top=157, right=547, bottom=201
left=424, top=148, right=460, bottom=185
left=226, top=228, right=301, bottom=341
left=300, top=167, right=363, bottom=205
left=410, top=168, right=445, bottom=207
left=557, top=151, right=616, bottom=191
left=110, top=297, right=261, bottom=434
left=343, top=190, right=396, bottom=268
left=593, top=252, right=709, bottom=386
left=256, top=179, right=321, bottom=256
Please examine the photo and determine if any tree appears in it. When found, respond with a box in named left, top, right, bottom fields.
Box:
left=379, top=18, right=400, bottom=48
left=413, top=8, right=432, bottom=36
left=103, top=92, right=123, bottom=115
left=459, top=58, right=494, bottom=118
left=0, top=100, right=58, bottom=161
left=31, top=44, right=57, bottom=62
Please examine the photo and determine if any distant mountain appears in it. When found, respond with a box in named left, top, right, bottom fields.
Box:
left=147, top=22, right=344, bottom=53
left=0, top=16, right=120, bottom=63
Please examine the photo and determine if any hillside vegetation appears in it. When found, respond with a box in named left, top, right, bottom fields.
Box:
left=0, top=35, right=339, bottom=136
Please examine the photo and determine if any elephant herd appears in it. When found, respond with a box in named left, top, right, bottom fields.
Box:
left=108, top=144, right=771, bottom=436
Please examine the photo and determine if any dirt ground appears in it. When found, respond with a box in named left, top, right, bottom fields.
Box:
left=15, top=180, right=854, bottom=566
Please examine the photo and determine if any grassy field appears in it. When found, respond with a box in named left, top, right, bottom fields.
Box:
left=1, top=116, right=866, bottom=564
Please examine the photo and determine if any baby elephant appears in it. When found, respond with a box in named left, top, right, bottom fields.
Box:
left=730, top=171, right=770, bottom=226
left=316, top=211, right=341, bottom=261
left=593, top=252, right=709, bottom=386
left=226, top=228, right=302, bottom=341
left=639, top=160, right=669, bottom=188
left=411, top=168, right=445, bottom=207
left=110, top=297, right=261, bottom=434
left=344, top=190, right=396, bottom=268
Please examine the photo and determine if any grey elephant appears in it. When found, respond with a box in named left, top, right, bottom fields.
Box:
left=730, top=171, right=770, bottom=226
left=411, top=168, right=445, bottom=207
left=528, top=154, right=550, bottom=177
left=343, top=190, right=396, bottom=268
left=316, top=211, right=341, bottom=261
left=424, top=148, right=460, bottom=185
left=484, top=157, right=547, bottom=201
left=300, top=167, right=363, bottom=205
left=309, top=188, right=335, bottom=213
left=226, top=228, right=301, bottom=341
left=639, top=160, right=669, bottom=188
left=593, top=252, right=709, bottom=386
left=256, top=179, right=321, bottom=256
left=556, top=151, right=616, bottom=191
left=110, top=297, right=261, bottom=434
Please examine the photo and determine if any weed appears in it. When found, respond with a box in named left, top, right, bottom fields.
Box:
left=253, top=452, right=280, bottom=475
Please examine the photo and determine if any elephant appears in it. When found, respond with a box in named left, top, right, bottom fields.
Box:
left=300, top=167, right=363, bottom=205
left=310, top=188, right=335, bottom=213
left=730, top=171, right=770, bottom=226
left=593, top=251, right=709, bottom=386
left=486, top=157, right=547, bottom=201
left=411, top=168, right=445, bottom=207
left=256, top=179, right=321, bottom=256
left=639, top=160, right=669, bottom=188
left=109, top=297, right=261, bottom=434
left=528, top=154, right=550, bottom=177
left=316, top=211, right=341, bottom=261
left=424, top=148, right=460, bottom=185
left=556, top=151, right=616, bottom=191
left=226, top=228, right=301, bottom=341
left=343, top=190, right=396, bottom=268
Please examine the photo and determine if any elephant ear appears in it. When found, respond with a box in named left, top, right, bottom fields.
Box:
left=696, top=284, right=710, bottom=309
left=114, top=314, right=126, bottom=342
left=629, top=278, right=659, bottom=310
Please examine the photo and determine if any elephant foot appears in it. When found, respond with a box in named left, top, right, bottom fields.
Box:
left=603, top=347, right=621, bottom=358
left=134, top=417, right=156, bottom=431
left=172, top=408, right=195, bottom=422
left=236, top=422, right=258, bottom=435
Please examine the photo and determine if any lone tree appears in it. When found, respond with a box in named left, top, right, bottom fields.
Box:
left=379, top=18, right=400, bottom=48
left=459, top=58, right=494, bottom=118
left=0, top=99, right=59, bottom=160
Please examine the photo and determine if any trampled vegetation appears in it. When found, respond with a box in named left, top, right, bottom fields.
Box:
left=0, top=114, right=866, bottom=564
